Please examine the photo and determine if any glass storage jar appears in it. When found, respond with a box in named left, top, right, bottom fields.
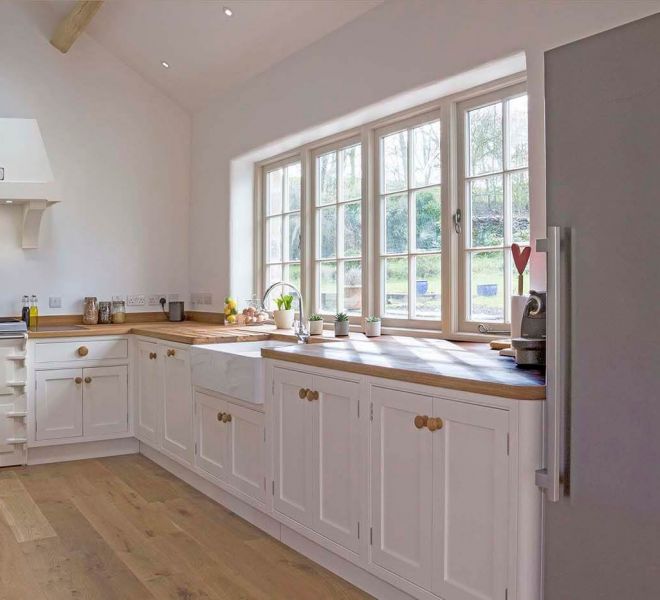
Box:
left=98, top=301, right=112, bottom=324
left=111, top=300, right=126, bottom=324
left=82, top=297, right=99, bottom=325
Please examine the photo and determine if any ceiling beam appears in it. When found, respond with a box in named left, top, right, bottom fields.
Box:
left=51, top=0, right=104, bottom=54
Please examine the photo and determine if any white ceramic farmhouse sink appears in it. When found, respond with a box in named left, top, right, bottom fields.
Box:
left=191, top=340, right=295, bottom=404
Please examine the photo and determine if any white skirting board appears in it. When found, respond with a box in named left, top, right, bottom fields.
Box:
left=28, top=437, right=139, bottom=465
left=139, top=443, right=414, bottom=600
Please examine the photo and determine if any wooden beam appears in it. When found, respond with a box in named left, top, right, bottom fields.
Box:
left=51, top=1, right=104, bottom=54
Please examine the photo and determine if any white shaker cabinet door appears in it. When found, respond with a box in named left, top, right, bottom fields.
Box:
left=136, top=340, right=163, bottom=446
left=312, top=374, right=361, bottom=554
left=370, top=386, right=434, bottom=591
left=272, top=367, right=314, bottom=528
left=35, top=369, right=83, bottom=441
left=195, top=389, right=230, bottom=481
left=162, top=346, right=194, bottom=465
left=82, top=366, right=128, bottom=437
left=432, top=398, right=509, bottom=600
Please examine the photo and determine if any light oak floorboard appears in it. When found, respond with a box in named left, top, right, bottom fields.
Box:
left=0, top=456, right=372, bottom=600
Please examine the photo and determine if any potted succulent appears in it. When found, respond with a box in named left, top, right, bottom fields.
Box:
left=365, top=316, right=381, bottom=337
left=273, top=294, right=295, bottom=330
left=308, top=314, right=324, bottom=335
left=334, top=312, right=350, bottom=337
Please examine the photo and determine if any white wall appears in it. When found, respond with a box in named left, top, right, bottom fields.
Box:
left=0, top=1, right=191, bottom=316
left=190, top=0, right=659, bottom=310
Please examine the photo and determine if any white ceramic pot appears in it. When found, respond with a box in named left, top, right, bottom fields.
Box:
left=510, top=295, right=529, bottom=339
left=365, top=320, right=381, bottom=337
left=334, top=320, right=350, bottom=337
left=309, top=320, right=324, bottom=335
left=273, top=309, right=294, bottom=330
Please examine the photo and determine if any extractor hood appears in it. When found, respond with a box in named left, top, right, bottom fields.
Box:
left=0, top=118, right=59, bottom=248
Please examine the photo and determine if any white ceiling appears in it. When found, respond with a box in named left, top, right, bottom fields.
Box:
left=46, top=0, right=383, bottom=112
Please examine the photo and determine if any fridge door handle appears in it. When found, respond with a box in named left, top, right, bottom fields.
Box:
left=535, top=226, right=567, bottom=502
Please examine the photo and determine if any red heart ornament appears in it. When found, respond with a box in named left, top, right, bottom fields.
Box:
left=511, top=243, right=531, bottom=275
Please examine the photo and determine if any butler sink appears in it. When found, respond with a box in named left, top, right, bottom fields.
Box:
left=190, top=340, right=295, bottom=404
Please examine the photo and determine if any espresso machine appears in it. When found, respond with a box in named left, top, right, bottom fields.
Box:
left=511, top=291, right=547, bottom=366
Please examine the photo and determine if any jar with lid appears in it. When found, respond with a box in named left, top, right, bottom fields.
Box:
left=98, top=301, right=112, bottom=324
left=82, top=297, right=99, bottom=325
left=111, top=300, right=126, bottom=324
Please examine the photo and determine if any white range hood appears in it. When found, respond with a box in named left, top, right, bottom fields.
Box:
left=0, top=118, right=59, bottom=249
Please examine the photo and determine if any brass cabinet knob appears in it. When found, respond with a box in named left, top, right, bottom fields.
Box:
left=74, top=377, right=82, bottom=384
left=306, top=390, right=319, bottom=401
left=298, top=388, right=308, bottom=399
left=217, top=412, right=225, bottom=421
left=167, top=349, right=176, bottom=357
left=427, top=417, right=444, bottom=432
left=84, top=376, right=92, bottom=384
left=414, top=415, right=428, bottom=429
left=77, top=346, right=89, bottom=357
left=149, top=352, right=157, bottom=360
left=222, top=413, right=232, bottom=423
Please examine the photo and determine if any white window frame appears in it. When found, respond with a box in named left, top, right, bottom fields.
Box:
left=456, top=82, right=529, bottom=333
left=255, top=74, right=528, bottom=339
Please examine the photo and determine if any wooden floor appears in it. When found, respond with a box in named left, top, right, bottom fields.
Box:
left=0, top=455, right=372, bottom=600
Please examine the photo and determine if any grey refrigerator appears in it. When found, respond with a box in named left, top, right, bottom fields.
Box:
left=541, top=11, right=660, bottom=600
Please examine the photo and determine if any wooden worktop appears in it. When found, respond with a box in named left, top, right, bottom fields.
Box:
left=262, top=338, right=546, bottom=400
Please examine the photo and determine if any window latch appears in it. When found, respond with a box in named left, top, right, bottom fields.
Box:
left=453, top=209, right=462, bottom=234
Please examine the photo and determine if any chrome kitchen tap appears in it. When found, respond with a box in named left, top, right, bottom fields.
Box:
left=262, top=281, right=310, bottom=344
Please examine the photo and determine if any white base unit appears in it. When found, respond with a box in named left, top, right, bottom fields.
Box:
left=0, top=337, right=27, bottom=466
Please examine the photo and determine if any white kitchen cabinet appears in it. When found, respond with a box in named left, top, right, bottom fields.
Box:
left=226, top=401, right=265, bottom=503
left=272, top=366, right=361, bottom=555
left=195, top=389, right=230, bottom=481
left=35, top=369, right=83, bottom=441
left=162, top=345, right=194, bottom=465
left=370, top=386, right=434, bottom=590
left=82, top=366, right=128, bottom=437
left=135, top=340, right=162, bottom=446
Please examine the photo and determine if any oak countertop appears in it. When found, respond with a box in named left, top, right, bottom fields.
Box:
left=262, top=338, right=546, bottom=400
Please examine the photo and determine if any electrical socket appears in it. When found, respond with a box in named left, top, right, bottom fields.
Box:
left=48, top=296, right=62, bottom=309
left=112, top=295, right=126, bottom=302
left=167, top=294, right=179, bottom=302
left=191, top=293, right=212, bottom=306
left=127, top=294, right=146, bottom=306
left=201, top=293, right=212, bottom=305
left=147, top=295, right=163, bottom=306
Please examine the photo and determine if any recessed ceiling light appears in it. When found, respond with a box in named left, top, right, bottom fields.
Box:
left=161, top=61, right=170, bottom=69
left=223, top=6, right=233, bottom=17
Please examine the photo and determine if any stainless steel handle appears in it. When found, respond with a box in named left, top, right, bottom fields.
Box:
left=535, top=226, right=569, bottom=502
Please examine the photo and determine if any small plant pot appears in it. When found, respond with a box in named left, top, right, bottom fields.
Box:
left=365, top=321, right=381, bottom=337
left=309, top=320, right=324, bottom=335
left=334, top=321, right=350, bottom=337
left=273, top=309, right=294, bottom=330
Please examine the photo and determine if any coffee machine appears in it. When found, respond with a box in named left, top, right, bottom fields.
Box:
left=511, top=291, right=546, bottom=366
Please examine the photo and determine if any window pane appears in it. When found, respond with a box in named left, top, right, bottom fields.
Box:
left=284, top=213, right=300, bottom=261
left=412, top=121, right=441, bottom=188
left=284, top=263, right=300, bottom=291
left=469, top=250, right=504, bottom=322
left=319, top=206, right=336, bottom=259
left=342, top=201, right=361, bottom=258
left=341, top=145, right=362, bottom=201
left=285, top=162, right=301, bottom=211
left=468, top=102, right=503, bottom=176
left=510, top=170, right=530, bottom=243
left=414, top=187, right=441, bottom=252
left=469, top=175, right=503, bottom=247
left=382, top=130, right=408, bottom=193
left=343, top=260, right=362, bottom=315
left=320, top=262, right=337, bottom=313
left=384, top=257, right=408, bottom=317
left=507, top=95, right=528, bottom=169
left=415, top=254, right=441, bottom=319
left=318, top=152, right=337, bottom=206
left=267, top=216, right=282, bottom=262
left=265, top=264, right=283, bottom=310
left=384, top=194, right=408, bottom=254
left=267, top=168, right=283, bottom=215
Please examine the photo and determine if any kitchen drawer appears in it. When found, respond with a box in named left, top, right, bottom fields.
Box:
left=35, top=339, right=128, bottom=364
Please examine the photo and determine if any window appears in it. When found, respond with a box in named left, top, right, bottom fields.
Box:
left=257, top=78, right=529, bottom=336
left=458, top=85, right=529, bottom=329
left=376, top=115, right=442, bottom=322
left=263, top=158, right=302, bottom=307
left=313, top=141, right=363, bottom=316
